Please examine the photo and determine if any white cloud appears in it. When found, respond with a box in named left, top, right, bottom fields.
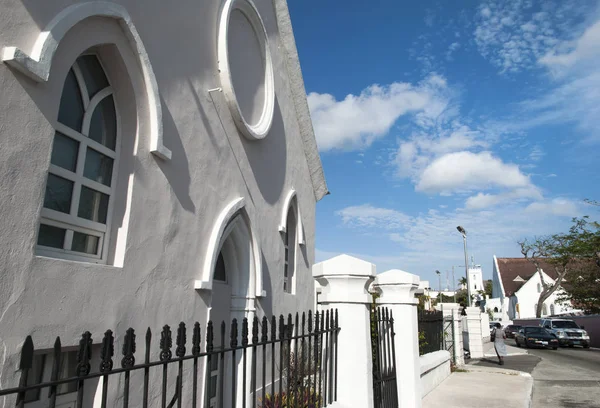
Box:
left=539, top=20, right=600, bottom=75
left=415, top=151, right=533, bottom=194
left=465, top=187, right=542, bottom=210
left=328, top=199, right=584, bottom=277
left=307, top=75, right=451, bottom=151
left=335, top=204, right=411, bottom=230
left=525, top=198, right=580, bottom=216
left=446, top=42, right=461, bottom=60
left=473, top=0, right=586, bottom=73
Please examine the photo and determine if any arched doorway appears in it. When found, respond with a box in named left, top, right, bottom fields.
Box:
left=207, top=213, right=256, bottom=407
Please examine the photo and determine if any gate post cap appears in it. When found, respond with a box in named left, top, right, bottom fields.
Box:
left=466, top=307, right=481, bottom=316
left=312, top=254, right=375, bottom=304
left=373, top=269, right=420, bottom=305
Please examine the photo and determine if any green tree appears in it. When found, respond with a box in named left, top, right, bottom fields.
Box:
left=519, top=216, right=600, bottom=318
left=484, top=280, right=493, bottom=297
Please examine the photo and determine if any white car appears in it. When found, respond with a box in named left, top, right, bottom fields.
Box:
left=540, top=318, right=590, bottom=348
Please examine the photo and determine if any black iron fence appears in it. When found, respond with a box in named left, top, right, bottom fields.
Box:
left=370, top=306, right=398, bottom=408
left=0, top=309, right=339, bottom=408
left=418, top=310, right=444, bottom=355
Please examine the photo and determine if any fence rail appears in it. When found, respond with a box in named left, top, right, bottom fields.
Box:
left=418, top=310, right=444, bottom=355
left=1, top=309, right=339, bottom=408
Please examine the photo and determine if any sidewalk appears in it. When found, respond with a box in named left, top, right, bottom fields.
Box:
left=423, top=342, right=534, bottom=408
left=422, top=366, right=533, bottom=408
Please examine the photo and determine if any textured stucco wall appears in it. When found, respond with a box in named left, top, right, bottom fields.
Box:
left=0, top=0, right=321, bottom=400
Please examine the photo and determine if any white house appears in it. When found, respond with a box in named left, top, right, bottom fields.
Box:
left=491, top=256, right=579, bottom=320
left=0, top=1, right=326, bottom=406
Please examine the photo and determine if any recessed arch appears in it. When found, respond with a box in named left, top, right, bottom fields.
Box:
left=195, top=197, right=263, bottom=297
left=1, top=1, right=171, bottom=160
left=278, top=189, right=305, bottom=246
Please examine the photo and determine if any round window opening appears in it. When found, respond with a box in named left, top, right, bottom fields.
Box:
left=218, top=0, right=275, bottom=140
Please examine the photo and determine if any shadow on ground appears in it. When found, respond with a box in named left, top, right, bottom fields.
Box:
left=470, top=355, right=542, bottom=374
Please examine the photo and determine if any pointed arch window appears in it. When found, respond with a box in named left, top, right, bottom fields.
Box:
left=36, top=54, right=118, bottom=263
left=283, top=206, right=297, bottom=294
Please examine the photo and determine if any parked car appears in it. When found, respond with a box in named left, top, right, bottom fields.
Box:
left=504, top=324, right=522, bottom=339
left=515, top=326, right=559, bottom=349
left=540, top=318, right=590, bottom=348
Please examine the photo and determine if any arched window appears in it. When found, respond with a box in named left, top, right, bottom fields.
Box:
left=537, top=283, right=541, bottom=293
left=550, top=304, right=555, bottom=315
left=542, top=303, right=548, bottom=316
left=36, top=54, right=118, bottom=263
left=493, top=307, right=499, bottom=313
left=283, top=207, right=297, bottom=294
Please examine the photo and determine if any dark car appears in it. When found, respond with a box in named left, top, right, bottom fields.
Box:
left=504, top=324, right=522, bottom=339
left=515, top=326, right=559, bottom=349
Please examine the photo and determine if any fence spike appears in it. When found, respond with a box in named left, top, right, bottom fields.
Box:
left=308, top=310, right=313, bottom=333
left=176, top=322, right=187, bottom=358
left=279, top=315, right=285, bottom=340
left=271, top=316, right=277, bottom=341
left=287, top=314, right=293, bottom=339
left=121, top=328, right=136, bottom=368
left=77, top=331, right=93, bottom=376
left=252, top=316, right=259, bottom=345
left=100, top=330, right=114, bottom=372
left=160, top=325, right=172, bottom=362
left=19, top=336, right=34, bottom=371
left=335, top=309, right=339, bottom=329
left=48, top=336, right=61, bottom=399
left=261, top=316, right=268, bottom=343
left=242, top=318, right=249, bottom=347
left=192, top=322, right=201, bottom=356
left=302, top=311, right=306, bottom=333
left=206, top=321, right=214, bottom=353
left=230, top=318, right=238, bottom=349
left=326, top=309, right=330, bottom=330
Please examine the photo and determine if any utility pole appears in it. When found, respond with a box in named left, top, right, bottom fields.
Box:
left=436, top=270, right=441, bottom=302
left=456, top=226, right=472, bottom=307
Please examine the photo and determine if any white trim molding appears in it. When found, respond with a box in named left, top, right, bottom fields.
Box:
left=195, top=197, right=264, bottom=297
left=278, top=189, right=305, bottom=246
left=217, top=0, right=275, bottom=140
left=1, top=1, right=171, bottom=160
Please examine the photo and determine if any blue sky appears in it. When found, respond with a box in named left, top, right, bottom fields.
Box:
left=288, top=0, right=600, bottom=287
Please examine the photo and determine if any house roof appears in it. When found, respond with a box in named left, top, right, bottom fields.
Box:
left=495, top=257, right=559, bottom=296
left=273, top=0, right=329, bottom=201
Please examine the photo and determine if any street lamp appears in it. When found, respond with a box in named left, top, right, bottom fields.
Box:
left=436, top=270, right=441, bottom=301
left=456, top=226, right=471, bottom=307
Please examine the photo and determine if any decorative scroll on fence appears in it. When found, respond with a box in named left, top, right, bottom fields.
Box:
left=0, top=310, right=339, bottom=408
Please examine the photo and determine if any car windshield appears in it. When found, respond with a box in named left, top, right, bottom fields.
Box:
left=551, top=321, right=579, bottom=329
left=508, top=325, right=521, bottom=330
left=525, top=327, right=548, bottom=334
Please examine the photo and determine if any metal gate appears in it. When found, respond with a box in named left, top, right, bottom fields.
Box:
left=443, top=315, right=455, bottom=363
left=371, top=306, right=399, bottom=408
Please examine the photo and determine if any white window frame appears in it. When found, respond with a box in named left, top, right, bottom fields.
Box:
left=37, top=53, right=120, bottom=264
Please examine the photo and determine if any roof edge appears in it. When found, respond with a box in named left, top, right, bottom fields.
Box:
left=272, top=0, right=329, bottom=202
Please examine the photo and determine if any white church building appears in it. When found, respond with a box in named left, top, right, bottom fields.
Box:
left=489, top=256, right=579, bottom=321
left=0, top=0, right=326, bottom=406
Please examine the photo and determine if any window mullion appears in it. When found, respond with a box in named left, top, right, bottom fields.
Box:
left=64, top=230, right=74, bottom=251
left=70, top=140, right=87, bottom=217
left=71, top=62, right=90, bottom=110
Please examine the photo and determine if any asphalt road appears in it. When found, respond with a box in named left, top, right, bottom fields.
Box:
left=507, top=339, right=600, bottom=408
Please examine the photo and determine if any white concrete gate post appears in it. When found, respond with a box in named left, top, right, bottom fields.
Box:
left=466, top=307, right=484, bottom=358
left=312, top=255, right=376, bottom=408
left=373, top=269, right=422, bottom=408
